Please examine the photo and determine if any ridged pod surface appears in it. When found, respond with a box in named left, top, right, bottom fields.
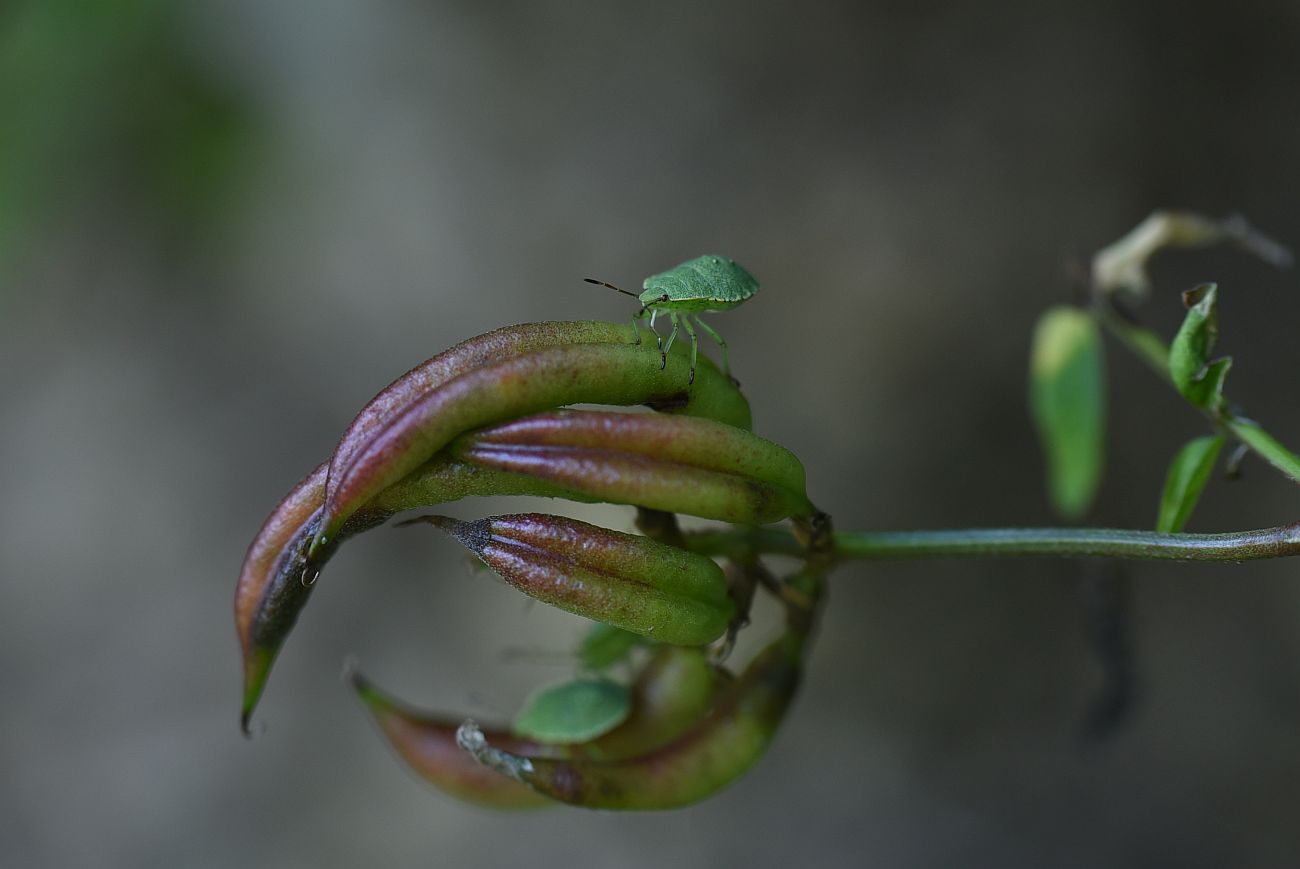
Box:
left=416, top=514, right=734, bottom=646
left=309, top=334, right=751, bottom=559
left=350, top=646, right=725, bottom=809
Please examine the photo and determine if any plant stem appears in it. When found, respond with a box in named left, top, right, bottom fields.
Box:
left=684, top=523, right=1300, bottom=563
left=1224, top=419, right=1300, bottom=483
left=1094, top=303, right=1300, bottom=483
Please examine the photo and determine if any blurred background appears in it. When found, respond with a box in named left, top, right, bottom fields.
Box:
left=5, top=1, right=1300, bottom=866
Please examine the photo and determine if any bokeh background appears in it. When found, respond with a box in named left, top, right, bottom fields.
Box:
left=6, top=1, right=1300, bottom=866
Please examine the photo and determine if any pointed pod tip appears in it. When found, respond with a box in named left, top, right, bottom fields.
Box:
left=343, top=659, right=389, bottom=712
left=398, top=514, right=490, bottom=555
left=240, top=647, right=273, bottom=737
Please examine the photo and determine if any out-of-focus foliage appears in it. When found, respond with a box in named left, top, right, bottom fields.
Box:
left=1028, top=306, right=1106, bottom=520
left=1155, top=435, right=1224, bottom=533
left=0, top=0, right=256, bottom=281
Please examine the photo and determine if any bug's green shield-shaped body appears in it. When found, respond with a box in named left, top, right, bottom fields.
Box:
left=634, top=254, right=759, bottom=383
left=640, top=255, right=759, bottom=310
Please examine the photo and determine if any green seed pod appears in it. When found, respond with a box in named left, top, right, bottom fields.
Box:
left=350, top=645, right=726, bottom=808
left=451, top=410, right=813, bottom=523
left=410, top=513, right=734, bottom=646
left=310, top=337, right=751, bottom=562
left=234, top=463, right=357, bottom=732
left=455, top=566, right=825, bottom=809
left=457, top=628, right=809, bottom=810
left=235, top=458, right=605, bottom=730
left=329, top=321, right=636, bottom=494
left=580, top=645, right=727, bottom=762
left=350, top=669, right=556, bottom=810
left=238, top=399, right=813, bottom=727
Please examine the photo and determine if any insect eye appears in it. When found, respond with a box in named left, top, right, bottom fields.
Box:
left=659, top=293, right=669, bottom=302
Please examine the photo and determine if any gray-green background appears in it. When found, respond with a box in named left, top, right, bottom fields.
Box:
left=6, top=1, right=1300, bottom=866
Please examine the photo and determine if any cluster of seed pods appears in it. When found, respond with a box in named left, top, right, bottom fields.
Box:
left=235, top=320, right=828, bottom=809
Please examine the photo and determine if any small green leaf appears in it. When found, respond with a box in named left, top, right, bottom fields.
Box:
left=578, top=622, right=645, bottom=671
left=1186, top=357, right=1232, bottom=410
left=1029, top=307, right=1106, bottom=520
left=1156, top=435, right=1225, bottom=532
left=513, top=678, right=632, bottom=744
left=1169, top=283, right=1231, bottom=410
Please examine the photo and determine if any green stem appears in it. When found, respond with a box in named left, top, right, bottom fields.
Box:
left=684, top=523, right=1300, bottom=563
left=1223, top=418, right=1300, bottom=483
left=1094, top=303, right=1300, bottom=484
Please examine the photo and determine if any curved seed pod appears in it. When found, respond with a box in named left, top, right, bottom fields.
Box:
left=235, top=463, right=349, bottom=733
left=456, top=568, right=826, bottom=810
left=409, top=514, right=734, bottom=646
left=239, top=403, right=807, bottom=727
left=349, top=646, right=726, bottom=808
left=456, top=627, right=811, bottom=810
left=451, top=410, right=813, bottom=523
left=350, top=670, right=556, bottom=809
left=329, top=321, right=635, bottom=490
left=580, top=645, right=727, bottom=761
left=462, top=410, right=805, bottom=494
left=235, top=459, right=609, bottom=731
left=310, top=339, right=751, bottom=560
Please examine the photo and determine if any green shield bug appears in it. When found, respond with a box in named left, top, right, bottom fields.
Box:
left=586, top=254, right=758, bottom=385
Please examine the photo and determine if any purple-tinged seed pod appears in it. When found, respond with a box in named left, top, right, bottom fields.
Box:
left=408, top=513, right=734, bottom=646
left=329, top=321, right=636, bottom=492
left=350, top=669, right=556, bottom=809
left=238, top=409, right=802, bottom=727
left=451, top=410, right=813, bottom=523
left=456, top=627, right=811, bottom=810
left=349, top=645, right=726, bottom=808
left=236, top=459, right=607, bottom=730
left=455, top=570, right=825, bottom=809
left=462, top=410, right=805, bottom=494
left=310, top=337, right=750, bottom=561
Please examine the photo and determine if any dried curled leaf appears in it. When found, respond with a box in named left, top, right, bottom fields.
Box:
left=1092, top=211, right=1291, bottom=302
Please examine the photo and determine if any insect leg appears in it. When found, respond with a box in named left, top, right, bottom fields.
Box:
left=648, top=308, right=661, bottom=348
left=693, top=316, right=730, bottom=378
left=681, top=315, right=698, bottom=385
left=630, top=307, right=648, bottom=346
left=660, top=312, right=680, bottom=371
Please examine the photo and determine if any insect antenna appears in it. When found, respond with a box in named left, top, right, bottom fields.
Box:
left=584, top=277, right=640, bottom=299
